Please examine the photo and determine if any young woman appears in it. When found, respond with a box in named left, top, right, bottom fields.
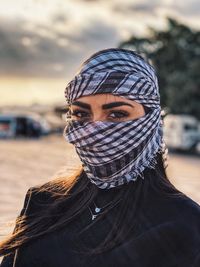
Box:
left=1, top=48, right=200, bottom=267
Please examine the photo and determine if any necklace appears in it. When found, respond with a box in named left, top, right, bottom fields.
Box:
left=88, top=199, right=121, bottom=221
left=88, top=202, right=110, bottom=221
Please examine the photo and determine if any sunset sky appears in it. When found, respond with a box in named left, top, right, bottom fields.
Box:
left=1, top=0, right=199, bottom=106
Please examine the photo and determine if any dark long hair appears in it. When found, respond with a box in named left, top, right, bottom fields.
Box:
left=0, top=153, right=183, bottom=257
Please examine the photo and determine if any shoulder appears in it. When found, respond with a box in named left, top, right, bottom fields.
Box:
left=148, top=185, right=200, bottom=219
left=141, top=195, right=200, bottom=265
left=158, top=195, right=200, bottom=249
left=166, top=194, right=200, bottom=228
left=144, top=191, right=200, bottom=241
left=174, top=196, right=200, bottom=239
left=165, top=208, right=200, bottom=265
left=20, top=185, right=55, bottom=216
left=170, top=194, right=200, bottom=221
left=21, top=173, right=85, bottom=216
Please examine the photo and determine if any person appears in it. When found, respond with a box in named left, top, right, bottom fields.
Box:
left=0, top=48, right=200, bottom=267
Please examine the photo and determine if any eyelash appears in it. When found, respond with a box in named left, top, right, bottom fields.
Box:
left=71, top=110, right=90, bottom=119
left=109, top=110, right=129, bottom=119
left=70, top=109, right=129, bottom=121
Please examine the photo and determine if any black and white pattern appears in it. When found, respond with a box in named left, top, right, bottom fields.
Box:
left=63, top=48, right=166, bottom=189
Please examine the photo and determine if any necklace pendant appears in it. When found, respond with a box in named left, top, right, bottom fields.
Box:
left=92, top=214, right=98, bottom=221
left=95, top=207, right=101, bottom=213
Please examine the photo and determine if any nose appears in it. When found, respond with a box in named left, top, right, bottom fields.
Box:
left=92, top=113, right=106, bottom=122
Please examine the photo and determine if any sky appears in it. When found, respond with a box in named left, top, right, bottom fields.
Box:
left=0, top=0, right=200, bottom=106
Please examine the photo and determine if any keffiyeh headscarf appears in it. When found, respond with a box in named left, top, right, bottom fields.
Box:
left=63, top=48, right=167, bottom=189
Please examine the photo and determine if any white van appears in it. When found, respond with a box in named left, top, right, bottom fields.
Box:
left=0, top=113, right=50, bottom=139
left=163, top=114, right=200, bottom=151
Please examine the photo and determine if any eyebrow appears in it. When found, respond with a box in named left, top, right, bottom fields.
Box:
left=102, top=101, right=133, bottom=109
left=72, top=101, right=91, bottom=110
left=71, top=101, right=134, bottom=110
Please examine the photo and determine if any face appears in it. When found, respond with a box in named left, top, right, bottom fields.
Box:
left=70, top=94, right=145, bottom=122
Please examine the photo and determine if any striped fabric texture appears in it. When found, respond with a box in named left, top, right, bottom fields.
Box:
left=64, top=48, right=165, bottom=189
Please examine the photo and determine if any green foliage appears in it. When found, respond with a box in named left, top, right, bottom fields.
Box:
left=119, top=18, right=200, bottom=119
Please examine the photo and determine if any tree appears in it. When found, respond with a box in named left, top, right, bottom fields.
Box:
left=119, top=18, right=200, bottom=119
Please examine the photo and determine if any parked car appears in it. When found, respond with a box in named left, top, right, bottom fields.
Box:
left=0, top=113, right=50, bottom=139
left=163, top=114, right=200, bottom=152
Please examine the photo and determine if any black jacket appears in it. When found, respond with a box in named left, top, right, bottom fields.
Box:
left=1, top=178, right=200, bottom=267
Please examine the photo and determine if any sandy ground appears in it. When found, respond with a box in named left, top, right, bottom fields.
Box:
left=0, top=135, right=200, bottom=241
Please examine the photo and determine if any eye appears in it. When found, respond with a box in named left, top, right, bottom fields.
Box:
left=71, top=109, right=91, bottom=120
left=108, top=110, right=129, bottom=120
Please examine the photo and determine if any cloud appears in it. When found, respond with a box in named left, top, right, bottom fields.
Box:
left=111, top=0, right=200, bottom=18
left=171, top=0, right=200, bottom=17
left=0, top=0, right=199, bottom=80
left=112, top=0, right=160, bottom=15
left=0, top=16, right=121, bottom=79
left=52, top=13, right=69, bottom=24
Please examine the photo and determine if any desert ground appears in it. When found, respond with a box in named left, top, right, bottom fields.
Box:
left=0, top=135, right=200, bottom=240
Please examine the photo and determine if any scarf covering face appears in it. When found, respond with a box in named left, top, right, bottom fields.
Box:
left=63, top=48, right=166, bottom=189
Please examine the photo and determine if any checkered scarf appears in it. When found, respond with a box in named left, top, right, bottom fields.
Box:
left=63, top=48, right=166, bottom=189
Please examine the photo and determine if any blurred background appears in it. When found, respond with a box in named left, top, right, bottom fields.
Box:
left=0, top=0, right=200, bottom=240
